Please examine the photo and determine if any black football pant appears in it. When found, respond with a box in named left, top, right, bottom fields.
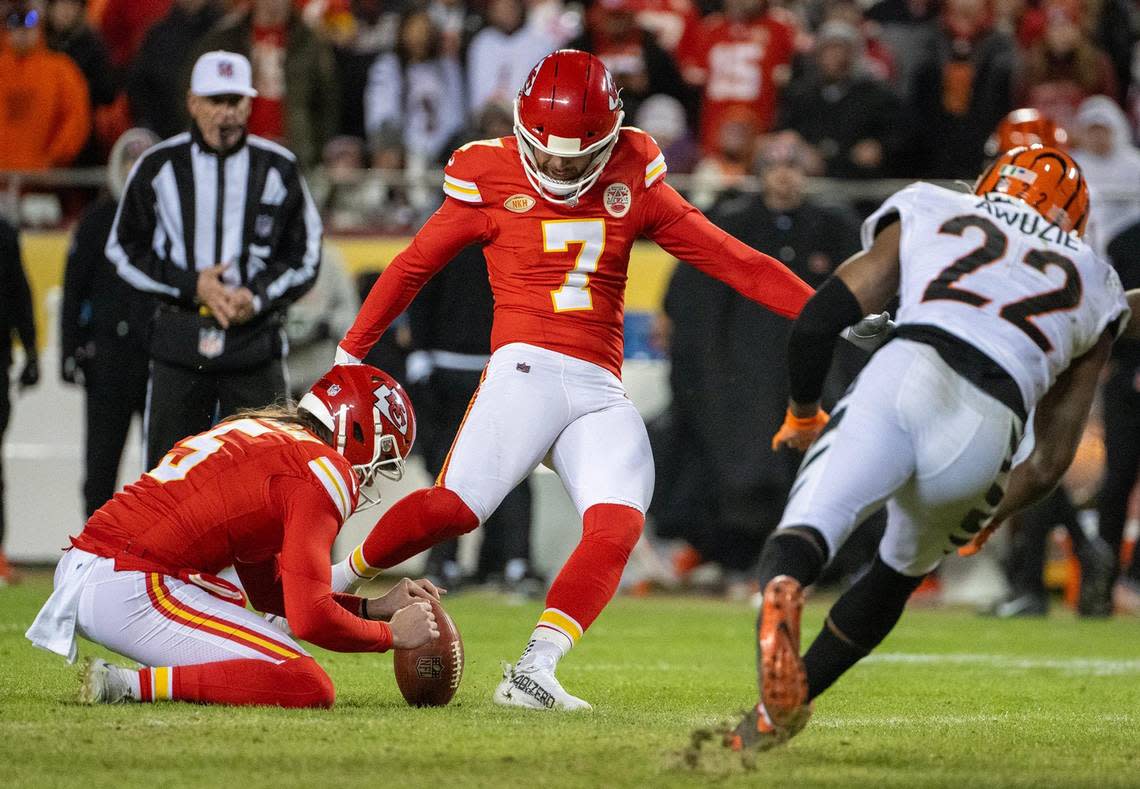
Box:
left=145, top=358, right=286, bottom=470
left=82, top=345, right=150, bottom=516
left=1098, top=366, right=1140, bottom=582
left=420, top=368, right=533, bottom=578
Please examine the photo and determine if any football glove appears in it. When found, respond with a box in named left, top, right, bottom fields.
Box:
left=771, top=408, right=829, bottom=452
left=841, top=311, right=894, bottom=353
left=958, top=519, right=1003, bottom=557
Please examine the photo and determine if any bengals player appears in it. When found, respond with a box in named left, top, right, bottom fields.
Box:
left=708, top=146, right=1129, bottom=757
left=329, top=49, right=815, bottom=711
left=27, top=365, right=441, bottom=708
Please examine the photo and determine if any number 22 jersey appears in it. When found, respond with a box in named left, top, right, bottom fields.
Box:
left=339, top=128, right=813, bottom=377
left=863, top=182, right=1130, bottom=411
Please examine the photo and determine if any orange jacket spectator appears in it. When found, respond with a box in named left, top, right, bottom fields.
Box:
left=0, top=23, right=92, bottom=169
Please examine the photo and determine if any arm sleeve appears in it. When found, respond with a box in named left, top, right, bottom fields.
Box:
left=246, top=166, right=323, bottom=313
left=3, top=224, right=37, bottom=355
left=643, top=183, right=813, bottom=319
left=105, top=162, right=200, bottom=306
left=272, top=476, right=393, bottom=652
left=60, top=213, right=100, bottom=358
left=339, top=198, right=493, bottom=360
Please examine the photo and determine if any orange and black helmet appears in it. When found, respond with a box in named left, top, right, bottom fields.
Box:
left=974, top=144, right=1090, bottom=236
left=985, top=108, right=1069, bottom=158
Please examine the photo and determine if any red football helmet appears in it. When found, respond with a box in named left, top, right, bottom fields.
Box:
left=514, top=49, right=624, bottom=205
left=298, top=364, right=416, bottom=510
left=974, top=144, right=1090, bottom=236
left=985, top=108, right=1069, bottom=159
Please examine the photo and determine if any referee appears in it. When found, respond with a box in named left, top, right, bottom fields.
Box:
left=107, top=51, right=321, bottom=468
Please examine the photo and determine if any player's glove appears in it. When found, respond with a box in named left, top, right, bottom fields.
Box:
left=841, top=312, right=895, bottom=353
left=771, top=408, right=829, bottom=452
left=18, top=355, right=39, bottom=390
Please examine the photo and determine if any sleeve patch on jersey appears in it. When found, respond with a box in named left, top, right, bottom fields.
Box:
left=644, top=154, right=667, bottom=187
left=308, top=457, right=352, bottom=522
left=443, top=174, right=483, bottom=203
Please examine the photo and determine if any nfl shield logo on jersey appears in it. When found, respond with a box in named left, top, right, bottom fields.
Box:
left=604, top=183, right=631, bottom=218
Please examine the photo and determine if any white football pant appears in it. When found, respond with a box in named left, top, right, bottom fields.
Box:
left=778, top=339, right=1023, bottom=576
left=438, top=342, right=654, bottom=523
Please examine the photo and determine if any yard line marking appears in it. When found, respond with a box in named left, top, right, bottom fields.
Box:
left=576, top=653, right=1140, bottom=675
left=863, top=652, right=1140, bottom=676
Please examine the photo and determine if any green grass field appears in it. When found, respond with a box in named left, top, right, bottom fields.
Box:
left=3, top=572, right=1139, bottom=788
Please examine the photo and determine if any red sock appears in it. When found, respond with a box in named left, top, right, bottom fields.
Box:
left=543, top=503, right=644, bottom=636
left=139, top=657, right=335, bottom=708
left=360, top=486, right=480, bottom=569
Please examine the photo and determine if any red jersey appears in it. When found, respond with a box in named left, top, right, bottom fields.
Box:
left=340, top=129, right=812, bottom=377
left=676, top=14, right=795, bottom=150
left=627, top=0, right=702, bottom=53
left=72, top=418, right=391, bottom=653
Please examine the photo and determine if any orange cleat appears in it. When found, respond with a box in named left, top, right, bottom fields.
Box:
left=758, top=575, right=809, bottom=729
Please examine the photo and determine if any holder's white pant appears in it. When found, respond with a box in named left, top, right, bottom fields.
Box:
left=438, top=343, right=654, bottom=523
left=779, top=340, right=1023, bottom=576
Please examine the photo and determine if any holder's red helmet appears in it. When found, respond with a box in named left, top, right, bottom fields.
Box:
left=298, top=364, right=416, bottom=509
left=974, top=144, right=1090, bottom=236
left=514, top=49, right=624, bottom=205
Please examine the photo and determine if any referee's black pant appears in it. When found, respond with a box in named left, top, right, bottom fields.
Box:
left=145, top=357, right=286, bottom=469
left=82, top=342, right=150, bottom=516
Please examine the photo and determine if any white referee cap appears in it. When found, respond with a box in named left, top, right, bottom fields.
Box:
left=191, top=51, right=258, bottom=98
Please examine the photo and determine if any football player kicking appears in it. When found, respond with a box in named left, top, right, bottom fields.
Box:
left=27, top=365, right=441, bottom=708
left=327, top=49, right=820, bottom=711
left=715, top=145, right=1131, bottom=757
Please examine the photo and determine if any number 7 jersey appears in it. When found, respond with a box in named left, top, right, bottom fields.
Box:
left=340, top=128, right=813, bottom=377
left=863, top=182, right=1130, bottom=411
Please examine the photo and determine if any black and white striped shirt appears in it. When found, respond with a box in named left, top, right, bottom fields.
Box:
left=106, top=127, right=321, bottom=316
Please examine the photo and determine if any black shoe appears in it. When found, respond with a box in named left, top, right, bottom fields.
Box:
left=1076, top=537, right=1115, bottom=618
left=990, top=592, right=1049, bottom=618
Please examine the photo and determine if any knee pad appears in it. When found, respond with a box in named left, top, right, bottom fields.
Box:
left=582, top=503, right=644, bottom=556
left=284, top=657, right=336, bottom=709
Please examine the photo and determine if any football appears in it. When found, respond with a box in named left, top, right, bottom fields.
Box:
left=393, top=599, right=464, bottom=707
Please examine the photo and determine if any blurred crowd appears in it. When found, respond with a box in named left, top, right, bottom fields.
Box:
left=3, top=0, right=1140, bottom=229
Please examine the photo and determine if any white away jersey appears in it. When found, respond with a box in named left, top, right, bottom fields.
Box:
left=862, top=182, right=1130, bottom=411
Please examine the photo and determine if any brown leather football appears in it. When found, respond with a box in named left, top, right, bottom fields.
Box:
left=393, top=599, right=464, bottom=707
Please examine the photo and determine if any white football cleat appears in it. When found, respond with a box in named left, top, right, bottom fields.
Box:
left=79, top=658, right=132, bottom=704
left=493, top=662, right=592, bottom=711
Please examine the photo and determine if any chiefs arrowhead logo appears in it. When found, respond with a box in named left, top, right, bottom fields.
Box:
left=374, top=384, right=409, bottom=435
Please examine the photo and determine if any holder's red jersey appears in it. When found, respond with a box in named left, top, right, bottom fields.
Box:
left=340, top=128, right=812, bottom=377
left=71, top=418, right=392, bottom=653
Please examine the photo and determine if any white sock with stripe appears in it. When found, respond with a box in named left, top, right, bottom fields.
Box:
left=516, top=608, right=581, bottom=671
left=330, top=544, right=380, bottom=594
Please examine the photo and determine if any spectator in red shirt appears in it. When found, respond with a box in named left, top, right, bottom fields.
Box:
left=1017, top=0, right=1117, bottom=131
left=676, top=0, right=796, bottom=153
left=97, top=0, right=170, bottom=80
left=193, top=0, right=338, bottom=168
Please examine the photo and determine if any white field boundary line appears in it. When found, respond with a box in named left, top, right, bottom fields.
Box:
left=575, top=653, right=1140, bottom=675
left=809, top=711, right=1138, bottom=729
